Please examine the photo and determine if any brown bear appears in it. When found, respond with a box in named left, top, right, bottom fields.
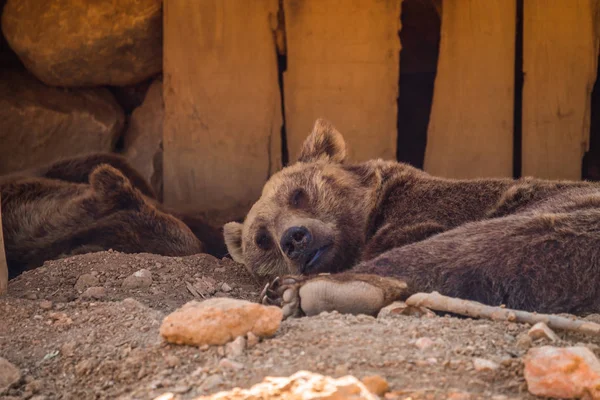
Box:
left=224, top=119, right=600, bottom=318
left=0, top=152, right=223, bottom=279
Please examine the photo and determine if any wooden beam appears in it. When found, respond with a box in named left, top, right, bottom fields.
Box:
left=424, top=0, right=515, bottom=178
left=283, top=0, right=401, bottom=163
left=163, top=0, right=282, bottom=211
left=0, top=194, right=7, bottom=296
left=522, top=0, right=599, bottom=180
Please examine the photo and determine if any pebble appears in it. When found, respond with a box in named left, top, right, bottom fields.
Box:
left=220, top=282, right=233, bottom=292
left=159, top=298, right=282, bottom=346
left=246, top=332, right=259, bottom=348
left=201, top=375, right=224, bottom=391
left=164, top=355, right=180, bottom=368
left=415, top=337, right=435, bottom=351
left=225, top=336, right=246, bottom=358
left=528, top=322, right=559, bottom=342
left=472, top=358, right=500, bottom=372
left=218, top=358, right=244, bottom=370
left=0, top=357, right=21, bottom=394
left=516, top=333, right=532, bottom=350
left=39, top=300, right=53, bottom=310
left=122, top=269, right=153, bottom=289
left=81, top=287, right=106, bottom=299
left=74, top=274, right=100, bottom=292
left=377, top=301, right=435, bottom=319
left=524, top=345, right=600, bottom=399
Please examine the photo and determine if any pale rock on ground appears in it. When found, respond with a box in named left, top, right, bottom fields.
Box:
left=159, top=298, right=283, bottom=346
left=523, top=345, right=600, bottom=398
left=172, top=370, right=380, bottom=400
left=527, top=322, right=560, bottom=342
left=122, top=269, right=153, bottom=289
left=2, top=0, right=162, bottom=87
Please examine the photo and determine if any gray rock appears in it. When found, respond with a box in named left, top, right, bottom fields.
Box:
left=74, top=274, right=100, bottom=292
left=122, top=269, right=153, bottom=289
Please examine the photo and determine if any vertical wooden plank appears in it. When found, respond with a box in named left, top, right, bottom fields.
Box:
left=283, top=0, right=401, bottom=162
left=0, top=194, right=7, bottom=296
left=424, top=0, right=515, bottom=178
left=163, top=0, right=282, bottom=211
left=522, top=0, right=599, bottom=180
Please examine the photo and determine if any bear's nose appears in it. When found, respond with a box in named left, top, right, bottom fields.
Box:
left=280, top=226, right=312, bottom=261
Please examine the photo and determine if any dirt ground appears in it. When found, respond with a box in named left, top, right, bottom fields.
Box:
left=1, top=251, right=600, bottom=400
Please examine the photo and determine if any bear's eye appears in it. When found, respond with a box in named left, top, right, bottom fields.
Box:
left=290, top=188, right=308, bottom=208
left=255, top=231, right=273, bottom=251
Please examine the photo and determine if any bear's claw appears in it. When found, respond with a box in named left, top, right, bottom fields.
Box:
left=260, top=275, right=307, bottom=319
left=259, top=273, right=409, bottom=320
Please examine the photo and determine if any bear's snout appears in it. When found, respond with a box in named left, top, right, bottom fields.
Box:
left=280, top=226, right=312, bottom=261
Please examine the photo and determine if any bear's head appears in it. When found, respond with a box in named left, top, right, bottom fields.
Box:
left=224, top=119, right=380, bottom=277
left=83, top=164, right=205, bottom=257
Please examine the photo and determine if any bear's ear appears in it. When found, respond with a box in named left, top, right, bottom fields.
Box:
left=223, top=222, right=245, bottom=264
left=298, top=118, right=347, bottom=164
left=89, top=164, right=145, bottom=211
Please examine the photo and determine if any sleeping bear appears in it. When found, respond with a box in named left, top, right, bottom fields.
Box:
left=1, top=153, right=224, bottom=278
left=224, top=119, right=600, bottom=318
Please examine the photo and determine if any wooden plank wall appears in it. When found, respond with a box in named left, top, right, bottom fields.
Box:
left=423, top=0, right=515, bottom=179
left=522, top=0, right=600, bottom=180
left=163, top=0, right=282, bottom=212
left=283, top=0, right=401, bottom=162
left=163, top=0, right=600, bottom=212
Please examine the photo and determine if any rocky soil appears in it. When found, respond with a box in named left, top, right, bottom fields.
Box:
left=2, top=251, right=600, bottom=400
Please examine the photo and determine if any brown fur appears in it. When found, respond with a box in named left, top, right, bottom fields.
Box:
left=1, top=153, right=226, bottom=278
left=225, top=119, right=600, bottom=314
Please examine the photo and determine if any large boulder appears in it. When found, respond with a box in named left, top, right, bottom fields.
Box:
left=1, top=0, right=162, bottom=87
left=0, top=69, right=124, bottom=174
left=123, top=79, right=163, bottom=198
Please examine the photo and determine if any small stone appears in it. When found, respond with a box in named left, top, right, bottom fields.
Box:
left=415, top=337, right=435, bottom=351
left=0, top=357, right=21, bottom=393
left=60, top=341, right=77, bottom=358
left=528, top=322, right=559, bottom=342
left=218, top=358, right=244, bottom=370
left=201, top=375, right=224, bottom=391
left=24, top=379, right=43, bottom=394
left=361, top=375, right=389, bottom=396
left=39, top=300, right=53, bottom=310
left=334, top=364, right=349, bottom=376
left=221, top=283, right=233, bottom=293
left=524, top=346, right=600, bottom=399
left=74, top=274, right=100, bottom=292
left=159, top=298, right=282, bottom=346
left=81, top=287, right=106, bottom=300
left=246, top=332, right=259, bottom=348
left=75, top=359, right=95, bottom=376
left=516, top=333, right=532, bottom=350
left=24, top=293, right=38, bottom=300
left=377, top=301, right=435, bottom=319
left=164, top=355, right=180, bottom=368
left=225, top=336, right=246, bottom=358
left=472, top=358, right=499, bottom=372
left=122, top=269, right=153, bottom=289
